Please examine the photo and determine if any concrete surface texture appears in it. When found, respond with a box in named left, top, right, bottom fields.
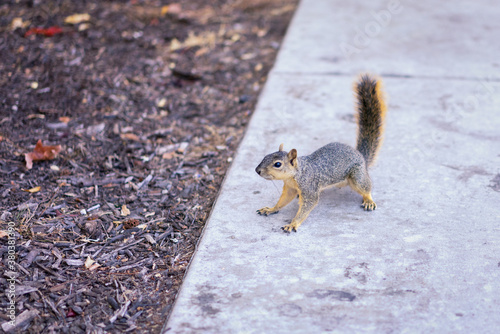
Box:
left=163, top=0, right=500, bottom=333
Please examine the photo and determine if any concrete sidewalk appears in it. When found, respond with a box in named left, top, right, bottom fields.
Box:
left=164, top=0, right=500, bottom=333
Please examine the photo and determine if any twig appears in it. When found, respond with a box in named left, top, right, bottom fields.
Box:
left=109, top=300, right=131, bottom=323
left=111, top=258, right=149, bottom=272
left=38, top=185, right=61, bottom=217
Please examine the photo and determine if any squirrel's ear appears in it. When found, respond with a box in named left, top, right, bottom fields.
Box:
left=288, top=149, right=297, bottom=165
left=279, top=143, right=284, bottom=152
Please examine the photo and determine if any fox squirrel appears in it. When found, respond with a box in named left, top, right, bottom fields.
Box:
left=255, top=74, right=386, bottom=232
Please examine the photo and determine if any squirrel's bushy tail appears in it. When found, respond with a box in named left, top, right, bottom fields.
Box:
left=355, top=74, right=386, bottom=167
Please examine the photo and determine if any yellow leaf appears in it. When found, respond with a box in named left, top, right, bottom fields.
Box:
left=160, top=5, right=169, bottom=16
left=121, top=205, right=130, bottom=216
left=27, top=186, right=41, bottom=193
left=170, top=31, right=216, bottom=51
left=64, top=13, right=91, bottom=25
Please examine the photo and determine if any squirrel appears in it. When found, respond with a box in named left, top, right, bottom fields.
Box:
left=255, top=74, right=386, bottom=232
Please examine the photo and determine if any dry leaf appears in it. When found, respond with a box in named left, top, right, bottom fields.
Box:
left=162, top=151, right=176, bottom=160
left=88, top=263, right=101, bottom=271
left=157, top=98, right=167, bottom=108
left=128, top=4, right=180, bottom=20
left=160, top=5, right=169, bottom=16
left=25, top=26, right=63, bottom=37
left=123, top=219, right=140, bottom=229
left=120, top=205, right=130, bottom=216
left=84, top=256, right=95, bottom=268
left=163, top=3, right=182, bottom=15
left=25, top=140, right=62, bottom=170
left=120, top=133, right=141, bottom=141
left=11, top=17, right=31, bottom=30
left=26, top=186, right=41, bottom=193
left=64, top=13, right=91, bottom=25
left=170, top=31, right=216, bottom=51
left=0, top=231, right=9, bottom=238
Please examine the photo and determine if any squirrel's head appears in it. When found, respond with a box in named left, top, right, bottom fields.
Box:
left=255, top=143, right=298, bottom=180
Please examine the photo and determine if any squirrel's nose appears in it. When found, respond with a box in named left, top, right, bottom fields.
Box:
left=255, top=167, right=261, bottom=175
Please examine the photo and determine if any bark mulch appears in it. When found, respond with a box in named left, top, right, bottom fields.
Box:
left=0, top=0, right=297, bottom=332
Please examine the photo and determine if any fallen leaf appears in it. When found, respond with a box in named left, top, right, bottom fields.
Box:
left=78, top=23, right=90, bottom=31
left=157, top=98, right=167, bottom=108
left=25, top=26, right=63, bottom=37
left=162, top=152, right=176, bottom=159
left=160, top=5, right=170, bottom=16
left=120, top=133, right=141, bottom=141
left=123, top=218, right=140, bottom=229
left=24, top=186, right=41, bottom=193
left=84, top=256, right=95, bottom=269
left=162, top=3, right=182, bottom=16
left=0, top=231, right=8, bottom=238
left=120, top=205, right=130, bottom=216
left=64, top=13, right=91, bottom=25
left=170, top=31, right=216, bottom=51
left=66, top=308, right=77, bottom=318
left=25, top=140, right=62, bottom=170
left=129, top=4, right=179, bottom=20
left=88, top=263, right=100, bottom=271
left=11, top=17, right=30, bottom=30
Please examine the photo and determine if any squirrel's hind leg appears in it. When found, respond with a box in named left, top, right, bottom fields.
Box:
left=347, top=166, right=377, bottom=211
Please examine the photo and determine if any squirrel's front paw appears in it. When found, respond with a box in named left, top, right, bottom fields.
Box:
left=361, top=199, right=377, bottom=211
left=257, top=207, right=278, bottom=216
left=282, top=223, right=298, bottom=233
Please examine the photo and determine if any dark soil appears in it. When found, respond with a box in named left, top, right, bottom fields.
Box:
left=0, top=0, right=297, bottom=332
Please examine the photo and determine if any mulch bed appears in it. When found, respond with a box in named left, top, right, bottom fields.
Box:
left=0, top=0, right=297, bottom=332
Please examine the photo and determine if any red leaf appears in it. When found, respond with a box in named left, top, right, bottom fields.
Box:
left=25, top=26, right=63, bottom=37
left=66, top=308, right=77, bottom=317
left=25, top=139, right=62, bottom=169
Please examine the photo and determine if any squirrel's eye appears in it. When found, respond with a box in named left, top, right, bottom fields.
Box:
left=274, top=162, right=282, bottom=168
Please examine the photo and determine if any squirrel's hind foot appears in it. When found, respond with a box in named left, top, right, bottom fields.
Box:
left=282, top=223, right=298, bottom=233
left=361, top=198, right=377, bottom=211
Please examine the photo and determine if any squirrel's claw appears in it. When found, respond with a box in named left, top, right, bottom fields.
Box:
left=361, top=200, right=377, bottom=211
left=257, top=207, right=278, bottom=216
left=282, top=224, right=297, bottom=233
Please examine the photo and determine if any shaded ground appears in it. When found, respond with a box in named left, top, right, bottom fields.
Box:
left=0, top=0, right=297, bottom=332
